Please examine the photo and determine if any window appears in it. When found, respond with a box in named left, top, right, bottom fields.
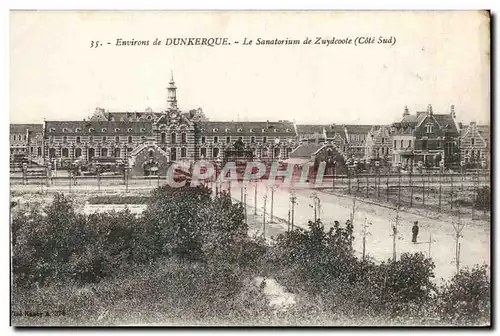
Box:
left=89, top=136, right=94, bottom=142
left=101, top=128, right=107, bottom=132
left=62, top=148, right=69, bottom=157
left=425, top=123, right=433, bottom=133
left=274, top=129, right=279, bottom=133
left=251, top=136, right=255, bottom=143
left=263, top=136, right=267, bottom=144
left=171, top=148, right=177, bottom=161
left=89, top=128, right=95, bottom=132
left=171, top=132, right=177, bottom=144
left=212, top=147, right=219, bottom=158
left=160, top=133, right=166, bottom=144
left=225, top=128, right=230, bottom=133
left=75, top=148, right=82, bottom=158
left=201, top=136, right=206, bottom=144
left=63, top=136, right=67, bottom=143
left=140, top=136, right=146, bottom=143
left=214, top=136, right=218, bottom=143
left=394, top=140, right=396, bottom=148
left=49, top=128, right=55, bottom=133
left=103, top=136, right=107, bottom=142
left=114, top=148, right=121, bottom=157
left=422, top=139, right=428, bottom=150
left=75, top=128, right=81, bottom=132
left=238, top=136, right=243, bottom=142
left=250, top=128, right=255, bottom=133
left=237, top=128, right=242, bottom=133
left=128, top=128, right=133, bottom=132
left=128, top=136, right=133, bottom=144
left=115, top=128, right=120, bottom=133
left=400, top=140, right=404, bottom=148
left=115, top=136, right=120, bottom=143
left=381, top=138, right=385, bottom=144
left=471, top=138, right=475, bottom=146
left=76, top=136, right=81, bottom=144
left=226, top=136, right=231, bottom=144
left=101, top=148, right=108, bottom=157
left=213, top=128, right=218, bottom=132
left=262, top=129, right=266, bottom=133
left=62, top=128, right=67, bottom=133
left=286, top=128, right=291, bottom=132
left=201, top=147, right=207, bottom=158
left=181, top=147, right=187, bottom=158
left=409, top=140, right=412, bottom=148
left=181, top=133, right=187, bottom=144
left=149, top=150, right=154, bottom=158
left=140, top=128, right=146, bottom=133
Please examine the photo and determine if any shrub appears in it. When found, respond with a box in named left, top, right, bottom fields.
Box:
left=437, top=265, right=490, bottom=325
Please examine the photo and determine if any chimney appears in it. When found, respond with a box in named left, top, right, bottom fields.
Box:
left=403, top=105, right=410, bottom=117
left=450, top=104, right=456, bottom=119
left=426, top=104, right=433, bottom=115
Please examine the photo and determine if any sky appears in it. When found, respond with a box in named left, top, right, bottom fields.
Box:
left=10, top=11, right=490, bottom=125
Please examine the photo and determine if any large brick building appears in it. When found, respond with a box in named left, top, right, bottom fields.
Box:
left=41, top=74, right=297, bottom=170
left=9, top=124, right=44, bottom=162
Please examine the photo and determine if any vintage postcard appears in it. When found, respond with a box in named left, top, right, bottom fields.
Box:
left=10, top=11, right=491, bottom=327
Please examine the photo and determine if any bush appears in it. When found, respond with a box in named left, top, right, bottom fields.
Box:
left=438, top=265, right=490, bottom=325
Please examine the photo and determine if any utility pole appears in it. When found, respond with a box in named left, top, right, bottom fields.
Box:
left=262, top=194, right=268, bottom=238
left=392, top=205, right=400, bottom=262
left=422, top=171, right=425, bottom=206
left=243, top=187, right=247, bottom=225
left=254, top=181, right=258, bottom=215
left=452, top=209, right=466, bottom=274
left=362, top=217, right=371, bottom=262
left=270, top=185, right=275, bottom=223
left=365, top=174, right=369, bottom=198
left=290, top=192, right=297, bottom=231
left=350, top=197, right=357, bottom=227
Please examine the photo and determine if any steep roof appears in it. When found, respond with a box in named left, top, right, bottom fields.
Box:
left=198, top=120, right=295, bottom=136
left=44, top=121, right=154, bottom=136
left=10, top=124, right=43, bottom=134
left=295, top=124, right=326, bottom=135
left=344, top=125, right=373, bottom=135
left=477, top=125, right=490, bottom=142
left=289, top=143, right=324, bottom=158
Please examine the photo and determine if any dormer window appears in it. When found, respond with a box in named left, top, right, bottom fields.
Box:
left=225, top=128, right=230, bottom=133
left=274, top=129, right=279, bottom=132
left=147, top=115, right=152, bottom=120
left=75, top=128, right=82, bottom=132
left=128, top=128, right=133, bottom=132
left=213, top=128, right=218, bottom=132
left=286, top=128, right=291, bottom=132
left=249, top=128, right=255, bottom=133
left=62, top=128, right=68, bottom=133
left=237, top=128, right=243, bottom=133
left=262, top=129, right=266, bottom=133
left=114, top=128, right=120, bottom=132
left=49, top=128, right=55, bottom=133
left=89, top=128, right=95, bottom=132
left=140, top=128, right=146, bottom=132
left=101, top=128, right=107, bottom=132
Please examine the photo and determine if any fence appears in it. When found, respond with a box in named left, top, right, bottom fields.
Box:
left=322, top=171, right=490, bottom=220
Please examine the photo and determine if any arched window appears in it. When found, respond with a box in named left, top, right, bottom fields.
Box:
left=128, top=136, right=133, bottom=144
left=128, top=128, right=133, bottom=132
left=75, top=128, right=82, bottom=132
left=251, top=136, right=255, bottom=143
left=75, top=148, right=82, bottom=158
left=115, top=136, right=120, bottom=143
left=62, top=136, right=67, bottom=143
left=181, top=132, right=187, bottom=144
left=213, top=147, right=219, bottom=158
left=171, top=132, right=177, bottom=144
left=114, top=148, right=120, bottom=158
left=115, top=128, right=120, bottom=133
left=89, top=128, right=95, bottom=132
left=171, top=148, right=177, bottom=161
left=101, top=148, right=108, bottom=157
left=201, top=136, right=206, bottom=144
left=181, top=148, right=187, bottom=158
left=214, top=136, right=219, bottom=143
left=49, top=148, right=56, bottom=158
left=62, top=148, right=69, bottom=157
left=160, top=132, right=166, bottom=144
left=89, top=136, right=94, bottom=143
left=76, top=136, right=81, bottom=143
left=101, top=128, right=107, bottom=132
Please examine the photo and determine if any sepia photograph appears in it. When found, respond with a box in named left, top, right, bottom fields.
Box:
left=9, top=10, right=491, bottom=327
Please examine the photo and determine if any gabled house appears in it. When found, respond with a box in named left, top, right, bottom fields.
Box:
left=391, top=104, right=461, bottom=168
left=460, top=122, right=490, bottom=167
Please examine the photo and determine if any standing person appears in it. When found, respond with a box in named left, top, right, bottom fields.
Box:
left=412, top=221, right=419, bottom=243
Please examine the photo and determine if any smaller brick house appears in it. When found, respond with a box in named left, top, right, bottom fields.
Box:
left=128, top=143, right=170, bottom=177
